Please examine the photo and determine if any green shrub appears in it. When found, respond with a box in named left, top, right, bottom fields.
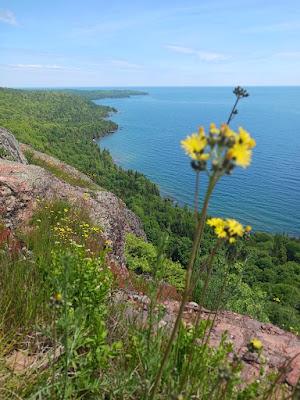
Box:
left=286, top=240, right=300, bottom=262
left=125, top=233, right=185, bottom=290
left=195, top=261, right=270, bottom=322
left=267, top=302, right=300, bottom=332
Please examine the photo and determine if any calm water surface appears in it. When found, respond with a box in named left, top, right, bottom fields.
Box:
left=95, top=87, right=300, bottom=236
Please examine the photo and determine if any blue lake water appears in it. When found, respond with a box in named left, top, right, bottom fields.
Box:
left=95, top=87, right=300, bottom=236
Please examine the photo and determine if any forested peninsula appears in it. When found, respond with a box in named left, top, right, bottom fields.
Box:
left=0, top=87, right=300, bottom=332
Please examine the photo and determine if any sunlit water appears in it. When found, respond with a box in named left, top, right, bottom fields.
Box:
left=95, top=87, right=300, bottom=236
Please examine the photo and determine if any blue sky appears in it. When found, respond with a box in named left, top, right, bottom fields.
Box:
left=1, top=0, right=300, bottom=87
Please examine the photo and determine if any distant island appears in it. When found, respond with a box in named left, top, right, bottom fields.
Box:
left=54, top=88, right=148, bottom=101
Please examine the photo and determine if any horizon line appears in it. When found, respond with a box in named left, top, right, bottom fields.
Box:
left=2, top=85, right=300, bottom=89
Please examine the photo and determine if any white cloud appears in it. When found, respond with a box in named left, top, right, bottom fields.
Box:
left=165, top=45, right=228, bottom=62
left=243, top=21, right=300, bottom=34
left=6, top=64, right=80, bottom=71
left=88, top=59, right=143, bottom=71
left=4, top=61, right=142, bottom=74
left=0, top=9, right=17, bottom=26
left=109, top=59, right=142, bottom=70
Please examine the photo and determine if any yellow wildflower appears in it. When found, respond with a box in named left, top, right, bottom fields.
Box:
left=245, top=225, right=252, bottom=233
left=227, top=219, right=244, bottom=237
left=226, top=126, right=256, bottom=168
left=220, top=124, right=236, bottom=139
left=207, top=217, right=248, bottom=243
left=209, top=122, right=220, bottom=135
left=207, top=217, right=224, bottom=227
left=215, top=227, right=227, bottom=238
left=207, top=218, right=227, bottom=239
left=249, top=338, right=263, bottom=352
left=198, top=126, right=205, bottom=138
left=54, top=292, right=62, bottom=302
left=181, top=130, right=208, bottom=161
left=227, top=143, right=252, bottom=168
left=238, top=127, right=256, bottom=148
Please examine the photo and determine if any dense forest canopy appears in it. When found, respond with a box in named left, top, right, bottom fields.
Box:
left=57, top=88, right=148, bottom=100
left=0, top=87, right=299, bottom=332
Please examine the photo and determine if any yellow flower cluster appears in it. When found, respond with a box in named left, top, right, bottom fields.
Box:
left=53, top=224, right=74, bottom=242
left=79, top=223, right=101, bottom=238
left=181, top=127, right=209, bottom=162
left=226, top=127, right=256, bottom=168
left=52, top=217, right=102, bottom=246
left=207, top=217, right=251, bottom=243
left=181, top=123, right=256, bottom=171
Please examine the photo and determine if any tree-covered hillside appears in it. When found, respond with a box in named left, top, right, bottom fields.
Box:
left=58, top=88, right=148, bottom=100
left=0, top=87, right=299, bottom=332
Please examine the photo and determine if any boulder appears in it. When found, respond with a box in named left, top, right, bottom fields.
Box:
left=0, top=127, right=27, bottom=164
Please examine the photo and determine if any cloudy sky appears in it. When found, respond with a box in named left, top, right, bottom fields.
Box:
left=1, top=0, right=300, bottom=87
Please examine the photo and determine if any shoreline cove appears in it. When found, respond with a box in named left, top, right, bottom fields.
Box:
left=95, top=87, right=300, bottom=237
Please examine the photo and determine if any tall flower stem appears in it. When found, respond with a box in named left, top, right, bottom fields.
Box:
left=147, top=236, right=167, bottom=349
left=226, top=96, right=239, bottom=125
left=194, top=170, right=200, bottom=216
left=227, top=86, right=249, bottom=125
left=178, top=239, right=222, bottom=391
left=201, top=268, right=229, bottom=347
left=149, top=174, right=218, bottom=400
left=186, top=267, right=230, bottom=394
left=193, top=239, right=222, bottom=328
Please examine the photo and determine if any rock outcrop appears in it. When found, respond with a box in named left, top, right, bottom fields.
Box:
left=0, top=156, right=145, bottom=267
left=20, top=143, right=97, bottom=189
left=0, top=127, right=27, bottom=164
left=119, top=291, right=300, bottom=387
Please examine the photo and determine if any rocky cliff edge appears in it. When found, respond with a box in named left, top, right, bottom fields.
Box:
left=0, top=128, right=146, bottom=267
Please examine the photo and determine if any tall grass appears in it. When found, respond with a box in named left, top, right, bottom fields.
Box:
left=0, top=200, right=296, bottom=399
